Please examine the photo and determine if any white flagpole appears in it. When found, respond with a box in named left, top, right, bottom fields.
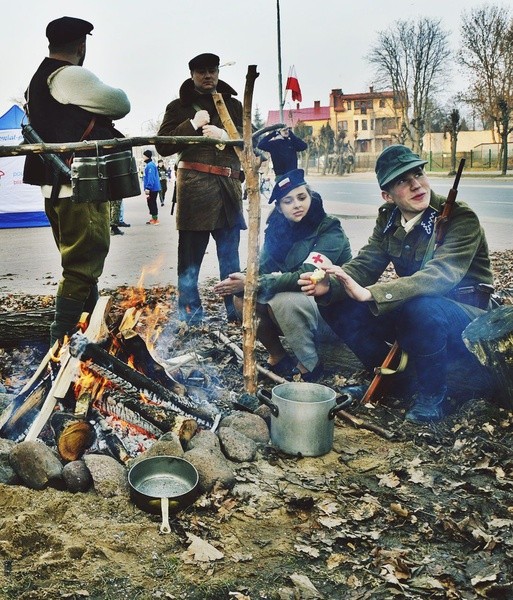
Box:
left=277, top=0, right=284, bottom=122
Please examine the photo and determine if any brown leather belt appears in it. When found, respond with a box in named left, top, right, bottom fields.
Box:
left=178, top=160, right=243, bottom=181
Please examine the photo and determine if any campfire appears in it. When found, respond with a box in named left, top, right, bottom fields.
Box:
left=0, top=295, right=222, bottom=465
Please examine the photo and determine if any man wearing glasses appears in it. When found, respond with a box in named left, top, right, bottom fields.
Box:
left=299, top=145, right=494, bottom=423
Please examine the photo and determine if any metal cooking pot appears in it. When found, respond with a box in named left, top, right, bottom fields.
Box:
left=257, top=382, right=349, bottom=457
left=128, top=455, right=199, bottom=534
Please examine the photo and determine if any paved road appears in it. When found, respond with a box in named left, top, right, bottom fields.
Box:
left=0, top=173, right=511, bottom=297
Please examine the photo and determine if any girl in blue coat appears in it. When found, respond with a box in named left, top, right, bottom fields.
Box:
left=214, top=169, right=351, bottom=381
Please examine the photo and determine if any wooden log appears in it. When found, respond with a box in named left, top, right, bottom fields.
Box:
left=214, top=66, right=261, bottom=394
left=0, top=135, right=243, bottom=158
left=240, top=66, right=262, bottom=395
left=0, top=309, right=53, bottom=346
left=462, top=306, right=513, bottom=408
left=68, top=333, right=219, bottom=429
left=24, top=297, right=112, bottom=441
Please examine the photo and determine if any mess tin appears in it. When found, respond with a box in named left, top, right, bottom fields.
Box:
left=71, top=149, right=140, bottom=203
left=128, top=455, right=199, bottom=534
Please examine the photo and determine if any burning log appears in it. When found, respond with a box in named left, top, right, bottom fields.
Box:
left=69, top=333, right=220, bottom=430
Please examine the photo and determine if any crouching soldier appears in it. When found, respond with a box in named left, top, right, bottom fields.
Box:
left=299, top=145, right=494, bottom=423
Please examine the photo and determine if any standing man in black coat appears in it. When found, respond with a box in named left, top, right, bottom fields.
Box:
left=155, top=53, right=246, bottom=325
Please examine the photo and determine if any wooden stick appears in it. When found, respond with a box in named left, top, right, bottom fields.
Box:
left=335, top=409, right=396, bottom=440
left=24, top=297, right=111, bottom=441
left=240, top=66, right=263, bottom=395
left=210, top=330, right=286, bottom=385
left=213, top=66, right=261, bottom=394
left=0, top=135, right=243, bottom=158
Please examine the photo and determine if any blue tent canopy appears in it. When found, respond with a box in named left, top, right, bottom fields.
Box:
left=0, top=105, right=49, bottom=228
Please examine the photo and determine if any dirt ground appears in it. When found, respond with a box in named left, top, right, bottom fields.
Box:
left=0, top=251, right=513, bottom=600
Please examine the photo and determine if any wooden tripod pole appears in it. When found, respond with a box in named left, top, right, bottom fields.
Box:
left=213, top=66, right=261, bottom=394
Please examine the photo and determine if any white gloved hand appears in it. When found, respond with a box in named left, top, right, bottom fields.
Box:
left=191, top=110, right=210, bottom=129
left=202, top=125, right=228, bottom=140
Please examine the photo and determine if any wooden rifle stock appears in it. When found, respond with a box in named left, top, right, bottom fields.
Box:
left=360, top=341, right=400, bottom=404
left=361, top=159, right=466, bottom=405
left=435, top=158, right=465, bottom=246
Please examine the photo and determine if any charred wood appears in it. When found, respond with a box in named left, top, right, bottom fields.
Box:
left=69, top=333, right=220, bottom=428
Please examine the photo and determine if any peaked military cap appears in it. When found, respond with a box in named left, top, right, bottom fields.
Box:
left=269, top=168, right=307, bottom=204
left=376, top=145, right=428, bottom=189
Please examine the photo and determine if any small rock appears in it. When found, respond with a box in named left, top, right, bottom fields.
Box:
left=218, top=427, right=257, bottom=462
left=0, top=438, right=19, bottom=485
left=134, top=432, right=185, bottom=463
left=9, top=440, right=63, bottom=490
left=184, top=446, right=235, bottom=493
left=83, top=453, right=128, bottom=498
left=220, top=411, right=270, bottom=444
left=187, top=428, right=221, bottom=451
left=62, top=460, right=93, bottom=493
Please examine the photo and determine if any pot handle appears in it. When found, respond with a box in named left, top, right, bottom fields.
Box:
left=256, top=388, right=279, bottom=417
left=159, top=497, right=171, bottom=535
left=328, top=394, right=355, bottom=420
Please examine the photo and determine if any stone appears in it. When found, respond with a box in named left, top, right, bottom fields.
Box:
left=218, top=426, right=258, bottom=463
left=62, top=460, right=93, bottom=493
left=186, top=428, right=221, bottom=451
left=220, top=411, right=270, bottom=444
left=9, top=440, right=63, bottom=490
left=83, top=453, right=128, bottom=498
left=184, top=446, right=235, bottom=493
left=0, top=438, right=19, bottom=485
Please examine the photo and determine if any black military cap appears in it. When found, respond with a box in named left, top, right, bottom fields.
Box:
left=188, top=53, right=220, bottom=71
left=46, top=16, right=94, bottom=45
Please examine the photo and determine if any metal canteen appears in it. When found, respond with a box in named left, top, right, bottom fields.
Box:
left=257, top=382, right=349, bottom=457
left=128, top=455, right=199, bottom=534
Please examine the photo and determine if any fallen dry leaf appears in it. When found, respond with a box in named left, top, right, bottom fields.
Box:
left=181, top=533, right=224, bottom=563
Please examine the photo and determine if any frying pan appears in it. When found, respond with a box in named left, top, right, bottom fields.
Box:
left=128, top=455, right=199, bottom=534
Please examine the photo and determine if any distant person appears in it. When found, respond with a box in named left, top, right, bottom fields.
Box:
left=22, top=16, right=130, bottom=346
left=299, top=145, right=494, bottom=423
left=257, top=127, right=307, bottom=177
left=214, top=169, right=351, bottom=381
left=157, top=159, right=168, bottom=207
left=142, top=149, right=161, bottom=225
left=155, top=52, right=246, bottom=325
left=110, top=199, right=124, bottom=235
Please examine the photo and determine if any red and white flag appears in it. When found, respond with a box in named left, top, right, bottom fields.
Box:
left=285, top=66, right=302, bottom=103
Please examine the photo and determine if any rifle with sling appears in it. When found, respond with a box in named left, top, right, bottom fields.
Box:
left=360, top=158, right=466, bottom=405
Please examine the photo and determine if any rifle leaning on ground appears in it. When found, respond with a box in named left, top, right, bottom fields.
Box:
left=360, top=158, right=466, bottom=405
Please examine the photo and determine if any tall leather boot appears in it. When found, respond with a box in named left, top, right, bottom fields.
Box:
left=50, top=297, right=85, bottom=346
left=405, top=347, right=448, bottom=423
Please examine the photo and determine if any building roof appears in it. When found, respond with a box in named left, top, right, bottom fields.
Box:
left=266, top=105, right=331, bottom=127
left=331, top=88, right=395, bottom=101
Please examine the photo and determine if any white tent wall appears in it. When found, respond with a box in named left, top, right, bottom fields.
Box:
left=0, top=105, right=48, bottom=228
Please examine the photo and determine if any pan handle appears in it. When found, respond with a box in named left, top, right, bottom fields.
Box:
left=256, top=388, right=279, bottom=417
left=328, top=394, right=355, bottom=420
left=159, top=497, right=171, bottom=534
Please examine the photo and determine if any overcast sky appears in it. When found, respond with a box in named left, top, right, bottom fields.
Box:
left=0, top=0, right=500, bottom=135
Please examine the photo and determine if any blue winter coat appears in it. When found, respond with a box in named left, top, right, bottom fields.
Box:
left=143, top=159, right=161, bottom=192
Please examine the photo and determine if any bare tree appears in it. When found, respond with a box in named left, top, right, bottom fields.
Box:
left=458, top=4, right=513, bottom=175
left=367, top=17, right=451, bottom=153
left=444, top=109, right=462, bottom=175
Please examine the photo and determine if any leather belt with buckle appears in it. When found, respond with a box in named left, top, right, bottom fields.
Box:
left=178, top=160, right=243, bottom=181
